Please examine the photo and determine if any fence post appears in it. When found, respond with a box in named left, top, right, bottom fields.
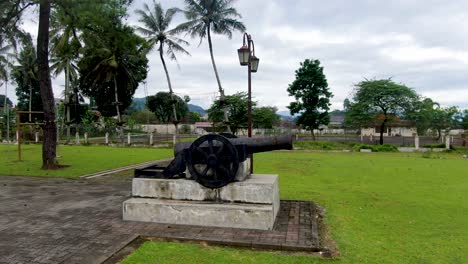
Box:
left=75, top=132, right=80, bottom=145
left=35, top=132, right=39, bottom=143
left=149, top=132, right=153, bottom=146
left=84, top=133, right=88, bottom=144
left=105, top=132, right=109, bottom=145
left=0, top=129, right=2, bottom=141
left=415, top=135, right=419, bottom=149
left=445, top=136, right=450, bottom=149
left=370, top=135, right=373, bottom=144
left=127, top=133, right=131, bottom=145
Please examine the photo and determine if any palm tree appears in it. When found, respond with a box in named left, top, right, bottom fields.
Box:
left=177, top=0, right=246, bottom=132
left=135, top=0, right=190, bottom=143
left=49, top=30, right=80, bottom=143
left=0, top=42, right=13, bottom=142
left=12, top=38, right=39, bottom=122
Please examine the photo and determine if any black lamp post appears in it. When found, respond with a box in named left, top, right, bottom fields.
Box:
left=238, top=33, right=259, bottom=173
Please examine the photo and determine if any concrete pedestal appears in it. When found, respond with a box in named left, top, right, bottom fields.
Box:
left=123, top=174, right=280, bottom=230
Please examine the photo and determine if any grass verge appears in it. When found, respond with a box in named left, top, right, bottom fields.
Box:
left=123, top=151, right=467, bottom=264
left=0, top=144, right=172, bottom=178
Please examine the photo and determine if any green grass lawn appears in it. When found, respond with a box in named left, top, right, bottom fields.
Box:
left=123, top=151, right=468, bottom=264
left=0, top=144, right=172, bottom=177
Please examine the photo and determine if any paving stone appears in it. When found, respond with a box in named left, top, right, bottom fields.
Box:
left=0, top=176, right=322, bottom=264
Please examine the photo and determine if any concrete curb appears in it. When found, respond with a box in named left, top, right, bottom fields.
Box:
left=80, top=158, right=173, bottom=179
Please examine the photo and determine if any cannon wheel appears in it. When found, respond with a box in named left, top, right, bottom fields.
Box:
left=186, top=134, right=239, bottom=189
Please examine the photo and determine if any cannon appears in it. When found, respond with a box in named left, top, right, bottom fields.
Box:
left=135, top=134, right=292, bottom=189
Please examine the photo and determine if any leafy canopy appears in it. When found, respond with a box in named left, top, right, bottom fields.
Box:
left=287, top=59, right=333, bottom=133
left=78, top=24, right=149, bottom=117
left=146, top=92, right=189, bottom=124
left=176, top=0, right=246, bottom=43
left=345, top=78, right=417, bottom=143
left=207, top=92, right=255, bottom=134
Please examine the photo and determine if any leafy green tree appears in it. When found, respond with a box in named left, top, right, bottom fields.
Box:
left=462, top=110, right=468, bottom=130
left=136, top=1, right=190, bottom=142
left=0, top=95, right=12, bottom=108
left=287, top=59, right=333, bottom=139
left=207, top=92, right=256, bottom=135
left=430, top=106, right=459, bottom=140
left=130, top=109, right=158, bottom=124
left=405, top=97, right=439, bottom=136
left=252, top=106, right=280, bottom=129
left=177, top=0, right=246, bottom=132
left=11, top=36, right=43, bottom=122
left=50, top=4, right=82, bottom=143
left=78, top=24, right=148, bottom=124
left=147, top=92, right=188, bottom=124
left=346, top=78, right=417, bottom=144
left=186, top=111, right=202, bottom=123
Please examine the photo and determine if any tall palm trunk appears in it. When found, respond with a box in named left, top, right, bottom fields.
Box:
left=4, top=79, right=10, bottom=142
left=37, top=0, right=59, bottom=169
left=207, top=24, right=231, bottom=132
left=65, top=61, right=70, bottom=144
left=28, top=86, right=32, bottom=122
left=159, top=42, right=178, bottom=145
left=113, top=75, right=123, bottom=143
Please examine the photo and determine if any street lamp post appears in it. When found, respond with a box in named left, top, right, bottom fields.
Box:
left=238, top=33, right=259, bottom=173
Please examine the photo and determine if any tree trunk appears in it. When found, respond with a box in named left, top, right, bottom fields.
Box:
left=65, top=61, right=70, bottom=144
left=37, top=0, right=58, bottom=169
left=207, top=24, right=231, bottom=132
left=159, top=42, right=178, bottom=145
left=28, top=85, right=32, bottom=122
left=379, top=120, right=386, bottom=145
left=4, top=80, right=10, bottom=142
left=114, top=75, right=123, bottom=143
left=311, top=129, right=315, bottom=140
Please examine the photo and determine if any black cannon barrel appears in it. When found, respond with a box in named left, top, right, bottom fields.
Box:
left=174, top=135, right=292, bottom=156
left=230, top=135, right=293, bottom=154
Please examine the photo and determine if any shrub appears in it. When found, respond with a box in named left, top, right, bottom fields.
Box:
left=422, top=143, right=445, bottom=148
left=293, top=140, right=357, bottom=151
left=352, top=144, right=398, bottom=152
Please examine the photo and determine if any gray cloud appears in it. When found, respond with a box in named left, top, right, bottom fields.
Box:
left=6, top=0, right=468, bottom=111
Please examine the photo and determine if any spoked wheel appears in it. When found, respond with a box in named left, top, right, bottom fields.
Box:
left=186, top=134, right=239, bottom=189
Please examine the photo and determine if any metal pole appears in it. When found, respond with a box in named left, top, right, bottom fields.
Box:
left=247, top=35, right=252, bottom=138
left=246, top=34, right=254, bottom=173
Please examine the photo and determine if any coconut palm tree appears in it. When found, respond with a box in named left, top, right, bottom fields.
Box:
left=0, top=43, right=13, bottom=142
left=49, top=8, right=82, bottom=144
left=135, top=1, right=190, bottom=144
left=176, top=0, right=246, bottom=132
left=11, top=37, right=40, bottom=122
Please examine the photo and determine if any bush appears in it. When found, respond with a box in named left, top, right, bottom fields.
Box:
left=422, top=143, right=445, bottom=148
left=352, top=144, right=398, bottom=152
left=294, top=140, right=358, bottom=150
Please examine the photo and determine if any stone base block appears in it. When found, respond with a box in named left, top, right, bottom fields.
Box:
left=132, top=174, right=279, bottom=206
left=123, top=198, right=276, bottom=230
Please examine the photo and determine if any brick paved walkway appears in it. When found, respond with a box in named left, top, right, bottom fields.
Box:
left=0, top=175, right=322, bottom=264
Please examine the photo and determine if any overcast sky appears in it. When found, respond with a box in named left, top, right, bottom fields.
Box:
left=8, top=0, right=468, bottom=112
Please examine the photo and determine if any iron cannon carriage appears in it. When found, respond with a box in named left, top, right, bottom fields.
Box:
left=135, top=134, right=292, bottom=189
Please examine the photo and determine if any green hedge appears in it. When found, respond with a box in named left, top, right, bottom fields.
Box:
left=352, top=144, right=398, bottom=152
